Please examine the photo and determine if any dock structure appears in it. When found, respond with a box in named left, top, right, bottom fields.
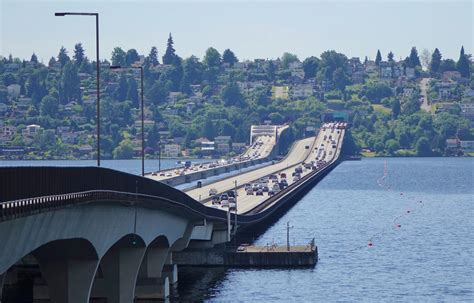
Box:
left=174, top=241, right=318, bottom=268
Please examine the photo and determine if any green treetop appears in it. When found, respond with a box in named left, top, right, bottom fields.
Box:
left=162, top=33, right=176, bottom=65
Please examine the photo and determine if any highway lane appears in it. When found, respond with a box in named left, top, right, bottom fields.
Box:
left=198, top=123, right=346, bottom=214
left=186, top=136, right=316, bottom=202
left=147, top=135, right=275, bottom=183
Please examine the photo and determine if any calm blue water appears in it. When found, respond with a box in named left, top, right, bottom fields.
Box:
left=200, top=158, right=474, bottom=302
left=2, top=158, right=473, bottom=301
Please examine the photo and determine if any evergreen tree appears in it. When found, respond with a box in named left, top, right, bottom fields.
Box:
left=73, top=43, right=85, bottom=66
left=48, top=57, right=56, bottom=67
left=127, top=76, right=139, bottom=107
left=375, top=50, right=382, bottom=66
left=182, top=55, right=204, bottom=85
left=387, top=51, right=394, bottom=62
left=116, top=74, right=128, bottom=102
left=221, top=82, right=245, bottom=106
left=457, top=46, right=471, bottom=78
left=148, top=46, right=159, bottom=66
left=222, top=49, right=238, bottom=66
left=61, top=61, right=81, bottom=104
left=57, top=46, right=70, bottom=67
left=430, top=48, right=442, bottom=76
left=111, top=47, right=126, bottom=66
left=30, top=53, right=38, bottom=63
left=162, top=33, right=176, bottom=65
left=408, top=47, right=421, bottom=67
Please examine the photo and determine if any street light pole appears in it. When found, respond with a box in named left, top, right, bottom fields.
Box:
left=55, top=12, right=101, bottom=166
left=110, top=65, right=145, bottom=176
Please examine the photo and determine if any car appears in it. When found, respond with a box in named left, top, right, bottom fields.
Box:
left=159, top=172, right=165, bottom=176
left=151, top=172, right=157, bottom=176
left=165, top=173, right=172, bottom=177
left=268, top=190, right=274, bottom=196
left=211, top=195, right=220, bottom=205
left=220, top=193, right=229, bottom=201
left=229, top=201, right=236, bottom=211
left=262, top=186, right=269, bottom=192
left=256, top=189, right=264, bottom=196
left=246, top=188, right=254, bottom=195
left=221, top=199, right=229, bottom=207
left=229, top=196, right=236, bottom=203
left=209, top=188, right=218, bottom=196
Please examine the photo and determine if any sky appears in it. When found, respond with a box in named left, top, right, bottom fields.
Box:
left=0, top=0, right=472, bottom=63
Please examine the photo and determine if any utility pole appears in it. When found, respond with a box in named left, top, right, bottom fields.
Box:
left=286, top=221, right=293, bottom=251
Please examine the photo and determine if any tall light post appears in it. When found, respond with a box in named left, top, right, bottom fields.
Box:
left=110, top=65, right=145, bottom=176
left=55, top=12, right=101, bottom=166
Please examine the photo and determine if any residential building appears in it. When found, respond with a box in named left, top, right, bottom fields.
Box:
left=446, top=138, right=460, bottom=149
left=163, top=144, right=181, bottom=157
left=7, top=84, right=21, bottom=98
left=291, top=84, right=314, bottom=99
left=24, top=124, right=41, bottom=137
left=460, top=140, right=474, bottom=152
left=216, top=143, right=230, bottom=154
left=232, top=142, right=246, bottom=153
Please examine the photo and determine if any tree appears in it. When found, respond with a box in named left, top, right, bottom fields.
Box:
left=385, top=139, right=399, bottom=155
left=415, top=137, right=431, bottom=156
left=61, top=61, right=81, bottom=104
left=148, top=46, right=159, bottom=66
left=221, top=82, right=244, bottom=106
left=30, top=53, right=38, bottom=63
left=125, top=49, right=139, bottom=66
left=430, top=48, right=442, bottom=76
left=111, top=47, right=126, bottom=66
left=48, top=57, right=56, bottom=67
left=73, top=43, right=85, bottom=66
left=440, top=59, right=457, bottom=72
left=281, top=52, right=299, bottom=69
left=182, top=55, right=204, bottom=85
left=332, top=67, right=349, bottom=91
left=222, top=49, right=238, bottom=66
left=113, top=139, right=134, bottom=159
left=115, top=74, right=129, bottom=102
left=375, top=50, right=382, bottom=66
left=457, top=46, right=471, bottom=78
left=408, top=47, right=421, bottom=68
left=162, top=33, right=176, bottom=65
left=391, top=99, right=401, bottom=119
left=317, top=50, right=348, bottom=83
left=387, top=51, right=394, bottom=62
left=203, top=47, right=222, bottom=69
left=266, top=60, right=276, bottom=81
left=40, top=95, right=59, bottom=118
left=57, top=46, right=70, bottom=67
left=420, top=48, right=431, bottom=70
left=127, top=77, right=139, bottom=107
left=302, top=56, right=319, bottom=79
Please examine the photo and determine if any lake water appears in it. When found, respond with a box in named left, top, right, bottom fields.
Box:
left=2, top=158, right=473, bottom=301
left=179, top=158, right=474, bottom=302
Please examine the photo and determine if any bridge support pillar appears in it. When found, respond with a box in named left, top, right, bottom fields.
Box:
left=94, top=246, right=146, bottom=303
left=0, top=272, right=5, bottom=303
left=162, top=263, right=178, bottom=285
left=135, top=247, right=171, bottom=299
left=37, top=258, right=99, bottom=303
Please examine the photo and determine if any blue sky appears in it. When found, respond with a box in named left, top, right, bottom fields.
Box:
left=1, top=0, right=472, bottom=63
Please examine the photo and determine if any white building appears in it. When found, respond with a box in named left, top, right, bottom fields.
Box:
left=163, top=144, right=181, bottom=157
